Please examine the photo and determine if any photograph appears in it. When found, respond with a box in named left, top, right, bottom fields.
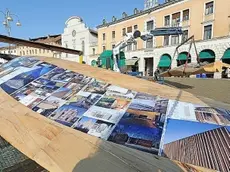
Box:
left=154, top=98, right=169, bottom=114
left=73, top=116, right=115, bottom=139
left=33, top=78, right=65, bottom=88
left=134, top=92, right=157, bottom=100
left=32, top=96, right=66, bottom=117
left=108, top=110, right=165, bottom=154
left=67, top=93, right=101, bottom=109
left=166, top=100, right=197, bottom=122
left=83, top=106, right=125, bottom=124
left=51, top=87, right=72, bottom=99
left=95, top=95, right=131, bottom=111
left=162, top=119, right=230, bottom=172
left=49, top=104, right=88, bottom=127
left=195, top=106, right=230, bottom=126
left=128, top=98, right=156, bottom=112
left=106, top=85, right=137, bottom=100
left=11, top=82, right=42, bottom=101
left=0, top=62, right=56, bottom=94
left=63, top=82, right=86, bottom=99
left=81, top=79, right=110, bottom=95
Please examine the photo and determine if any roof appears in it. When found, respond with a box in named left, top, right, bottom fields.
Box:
left=29, top=34, right=61, bottom=42
left=89, top=29, right=98, bottom=36
left=97, top=0, right=184, bottom=29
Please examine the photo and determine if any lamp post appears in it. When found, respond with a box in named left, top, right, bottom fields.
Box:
left=0, top=9, right=21, bottom=54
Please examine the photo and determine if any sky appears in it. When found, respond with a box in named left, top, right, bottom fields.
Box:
left=0, top=0, right=164, bottom=40
left=163, top=119, right=230, bottom=144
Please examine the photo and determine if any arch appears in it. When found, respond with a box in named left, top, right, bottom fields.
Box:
left=65, top=16, right=83, bottom=26
left=199, top=49, right=215, bottom=63
left=158, top=54, right=171, bottom=69
left=222, top=48, right=230, bottom=64
left=177, top=52, right=191, bottom=66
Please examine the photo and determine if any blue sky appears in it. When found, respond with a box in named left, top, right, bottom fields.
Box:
left=0, top=0, right=164, bottom=40
left=163, top=119, right=229, bottom=144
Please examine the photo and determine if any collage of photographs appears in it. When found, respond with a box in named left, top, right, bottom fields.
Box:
left=0, top=57, right=229, bottom=172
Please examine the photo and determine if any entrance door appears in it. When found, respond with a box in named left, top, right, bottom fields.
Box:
left=145, top=58, right=153, bottom=76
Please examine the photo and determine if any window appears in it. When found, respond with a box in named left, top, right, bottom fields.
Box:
left=127, top=26, right=132, bottom=33
left=205, top=1, right=214, bottom=15
left=164, top=15, right=170, bottom=26
left=103, top=33, right=106, bottom=41
left=147, top=20, right=154, bottom=31
left=23, top=51, right=25, bottom=55
left=20, top=51, right=22, bottom=56
left=103, top=46, right=106, bottom=52
left=39, top=49, right=41, bottom=54
left=82, top=41, right=85, bottom=55
left=35, top=49, right=37, bottom=54
left=26, top=50, right=28, bottom=55
left=133, top=41, right=137, bottom=50
left=122, top=28, right=126, bottom=36
left=112, top=31, right=116, bottom=39
left=204, top=25, right=212, bottom=40
left=183, top=9, right=189, bottom=21
left=172, top=12, right=181, bottom=26
left=32, top=50, right=35, bottom=54
left=164, top=36, right=170, bottom=46
left=43, top=49, right=45, bottom=53
left=146, top=38, right=153, bottom=48
left=182, top=30, right=189, bottom=42
left=127, top=44, right=132, bottom=51
left=134, top=25, right=138, bottom=30
left=112, top=44, right=116, bottom=49
left=171, top=35, right=179, bottom=45
left=47, top=49, right=49, bottom=53
left=93, top=48, right=95, bottom=55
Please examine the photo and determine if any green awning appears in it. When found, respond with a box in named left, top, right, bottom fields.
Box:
left=100, top=50, right=113, bottom=58
left=158, top=54, right=171, bottom=68
left=177, top=52, right=190, bottom=61
left=199, top=50, right=215, bottom=59
left=222, top=48, right=230, bottom=59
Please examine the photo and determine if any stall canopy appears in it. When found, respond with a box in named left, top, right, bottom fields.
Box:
left=158, top=54, right=171, bottom=68
left=125, top=58, right=139, bottom=66
left=199, top=49, right=215, bottom=59
left=222, top=48, right=230, bottom=60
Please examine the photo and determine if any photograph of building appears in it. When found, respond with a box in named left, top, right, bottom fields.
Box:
left=163, top=122, right=230, bottom=172
left=82, top=106, right=125, bottom=124
left=108, top=110, right=166, bottom=154
left=82, top=79, right=110, bottom=95
left=106, top=85, right=137, bottom=100
left=73, top=116, right=115, bottom=139
left=32, top=96, right=66, bottom=117
left=49, top=104, right=87, bottom=127
left=128, top=98, right=156, bottom=112
left=0, top=62, right=56, bottom=94
left=195, top=106, right=230, bottom=126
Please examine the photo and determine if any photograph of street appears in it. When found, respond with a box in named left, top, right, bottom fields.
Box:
left=81, top=79, right=110, bottom=95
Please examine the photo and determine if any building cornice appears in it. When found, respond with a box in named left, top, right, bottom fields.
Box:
left=97, top=0, right=184, bottom=29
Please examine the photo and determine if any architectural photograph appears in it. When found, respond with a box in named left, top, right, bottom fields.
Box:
left=49, top=104, right=88, bottom=127
left=32, top=96, right=67, bottom=117
left=82, top=79, right=110, bottom=95
left=108, top=110, right=165, bottom=154
left=163, top=120, right=230, bottom=172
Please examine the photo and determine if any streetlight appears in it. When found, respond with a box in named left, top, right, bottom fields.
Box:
left=0, top=9, right=22, bottom=54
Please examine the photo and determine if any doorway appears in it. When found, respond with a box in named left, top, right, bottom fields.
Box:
left=145, top=58, right=153, bottom=76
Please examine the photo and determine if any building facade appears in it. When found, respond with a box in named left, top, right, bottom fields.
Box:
left=0, top=34, right=62, bottom=60
left=97, top=0, right=230, bottom=77
left=61, top=16, right=98, bottom=64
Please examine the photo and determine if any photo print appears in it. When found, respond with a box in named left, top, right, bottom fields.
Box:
left=0, top=62, right=56, bottom=94
left=73, top=116, right=115, bottom=139
left=32, top=96, right=66, bottom=117
left=105, top=85, right=137, bottom=100
left=108, top=110, right=166, bottom=154
left=81, top=79, right=110, bottom=95
left=83, top=106, right=125, bottom=124
left=162, top=119, right=230, bottom=172
left=49, top=104, right=88, bottom=127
